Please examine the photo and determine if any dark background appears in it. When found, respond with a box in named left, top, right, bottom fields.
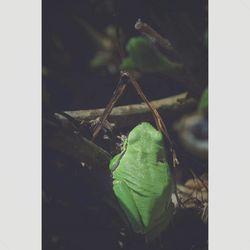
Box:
left=42, top=0, right=207, bottom=111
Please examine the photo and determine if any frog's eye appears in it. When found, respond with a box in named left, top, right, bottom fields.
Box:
left=127, top=127, right=140, bottom=144
left=150, top=129, right=164, bottom=144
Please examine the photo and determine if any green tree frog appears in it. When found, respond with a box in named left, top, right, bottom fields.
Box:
left=109, top=122, right=174, bottom=241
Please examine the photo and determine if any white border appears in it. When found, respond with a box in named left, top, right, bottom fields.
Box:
left=210, top=0, right=250, bottom=249
left=0, top=0, right=41, bottom=249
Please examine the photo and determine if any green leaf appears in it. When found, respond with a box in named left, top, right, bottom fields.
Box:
left=198, top=88, right=208, bottom=112
left=121, top=37, right=183, bottom=75
left=120, top=57, right=137, bottom=70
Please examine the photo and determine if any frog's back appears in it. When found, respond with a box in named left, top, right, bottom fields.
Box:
left=112, top=123, right=173, bottom=232
left=114, top=122, right=170, bottom=189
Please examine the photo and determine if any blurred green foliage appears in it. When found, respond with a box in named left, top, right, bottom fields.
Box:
left=121, top=37, right=183, bottom=75
left=198, top=88, right=208, bottom=112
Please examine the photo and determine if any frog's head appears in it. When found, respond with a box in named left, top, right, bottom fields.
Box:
left=127, top=122, right=165, bottom=157
left=128, top=122, right=163, bottom=143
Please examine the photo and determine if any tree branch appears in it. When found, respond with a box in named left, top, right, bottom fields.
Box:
left=43, top=120, right=111, bottom=169
left=56, top=92, right=196, bottom=129
left=135, top=19, right=203, bottom=97
left=135, top=19, right=178, bottom=57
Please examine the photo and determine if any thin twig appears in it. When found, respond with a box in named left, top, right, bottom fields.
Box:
left=127, top=73, right=179, bottom=167
left=189, top=168, right=208, bottom=192
left=135, top=19, right=176, bottom=54
left=135, top=19, right=202, bottom=97
left=92, top=72, right=129, bottom=141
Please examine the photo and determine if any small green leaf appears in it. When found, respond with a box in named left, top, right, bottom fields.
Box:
left=121, top=37, right=183, bottom=75
left=120, top=57, right=137, bottom=70
left=198, top=88, right=208, bottom=112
